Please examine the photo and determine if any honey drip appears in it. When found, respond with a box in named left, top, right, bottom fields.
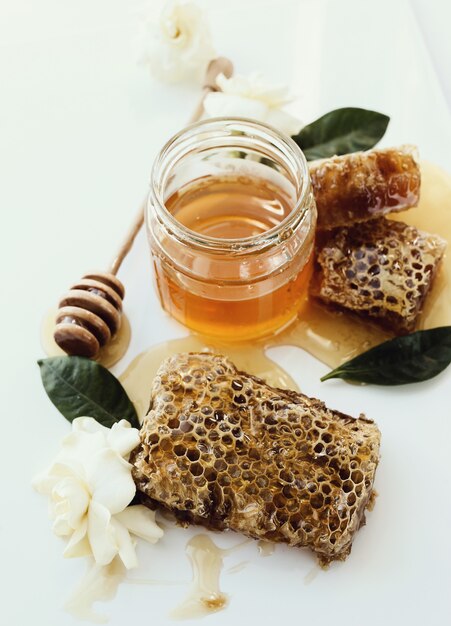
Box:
left=170, top=534, right=228, bottom=620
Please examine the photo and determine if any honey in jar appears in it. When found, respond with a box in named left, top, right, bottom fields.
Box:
left=147, top=118, right=317, bottom=341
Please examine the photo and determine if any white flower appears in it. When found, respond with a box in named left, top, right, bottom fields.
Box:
left=204, top=73, right=302, bottom=137
left=33, top=417, right=163, bottom=569
left=137, top=0, right=215, bottom=84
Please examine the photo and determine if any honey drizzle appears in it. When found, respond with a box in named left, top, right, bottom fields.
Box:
left=170, top=534, right=228, bottom=620
left=171, top=534, right=251, bottom=619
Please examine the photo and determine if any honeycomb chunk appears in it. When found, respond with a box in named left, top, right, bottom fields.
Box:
left=310, top=145, right=421, bottom=230
left=131, top=353, right=381, bottom=564
left=311, top=218, right=446, bottom=333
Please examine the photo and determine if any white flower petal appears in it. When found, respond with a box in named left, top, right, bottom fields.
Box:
left=266, top=108, right=303, bottom=137
left=32, top=470, right=62, bottom=495
left=52, top=477, right=90, bottom=529
left=88, top=449, right=136, bottom=514
left=64, top=518, right=90, bottom=559
left=205, top=72, right=302, bottom=137
left=110, top=517, right=138, bottom=570
left=59, top=430, right=108, bottom=469
left=204, top=92, right=268, bottom=122
left=52, top=515, right=72, bottom=537
left=72, top=416, right=110, bottom=436
left=216, top=73, right=291, bottom=107
left=136, top=0, right=215, bottom=84
left=87, top=501, right=117, bottom=566
left=33, top=460, right=80, bottom=495
left=34, top=416, right=149, bottom=568
left=107, top=420, right=140, bottom=459
left=49, top=499, right=74, bottom=537
left=115, top=505, right=164, bottom=544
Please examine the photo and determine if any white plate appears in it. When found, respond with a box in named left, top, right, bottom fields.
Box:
left=2, top=1, right=451, bottom=625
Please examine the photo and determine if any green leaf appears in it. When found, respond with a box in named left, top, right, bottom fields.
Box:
left=292, top=107, right=390, bottom=161
left=38, top=356, right=140, bottom=429
left=321, top=327, right=451, bottom=385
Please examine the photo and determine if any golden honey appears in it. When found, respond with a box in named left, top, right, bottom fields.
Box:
left=146, top=118, right=316, bottom=341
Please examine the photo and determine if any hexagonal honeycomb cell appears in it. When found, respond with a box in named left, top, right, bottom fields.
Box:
left=131, top=353, right=381, bottom=564
left=310, top=145, right=421, bottom=230
left=311, top=217, right=446, bottom=334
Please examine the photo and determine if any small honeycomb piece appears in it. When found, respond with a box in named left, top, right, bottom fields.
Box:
left=310, top=145, right=421, bottom=230
left=311, top=218, right=446, bottom=333
left=131, top=353, right=381, bottom=564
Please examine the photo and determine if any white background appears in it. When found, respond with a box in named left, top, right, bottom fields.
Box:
left=1, top=1, right=451, bottom=625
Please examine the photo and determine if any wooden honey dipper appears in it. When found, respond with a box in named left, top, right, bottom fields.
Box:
left=54, top=57, right=234, bottom=359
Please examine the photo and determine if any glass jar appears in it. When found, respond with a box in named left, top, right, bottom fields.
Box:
left=146, top=117, right=317, bottom=341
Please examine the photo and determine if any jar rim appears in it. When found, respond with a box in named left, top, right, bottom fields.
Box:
left=148, top=116, right=312, bottom=253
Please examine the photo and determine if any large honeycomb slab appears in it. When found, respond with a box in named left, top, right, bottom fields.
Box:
left=131, top=353, right=381, bottom=564
left=310, top=145, right=421, bottom=230
left=311, top=217, right=446, bottom=334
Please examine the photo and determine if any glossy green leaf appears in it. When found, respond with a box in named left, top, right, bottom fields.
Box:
left=292, top=107, right=390, bottom=160
left=321, top=327, right=451, bottom=385
left=38, top=356, right=140, bottom=428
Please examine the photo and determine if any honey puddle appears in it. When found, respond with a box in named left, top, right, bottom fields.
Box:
left=63, top=535, right=246, bottom=623
left=120, top=334, right=299, bottom=420
left=64, top=558, right=126, bottom=624
left=41, top=308, right=131, bottom=369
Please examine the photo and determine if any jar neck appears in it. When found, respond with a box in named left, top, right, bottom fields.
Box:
left=148, top=117, right=313, bottom=254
